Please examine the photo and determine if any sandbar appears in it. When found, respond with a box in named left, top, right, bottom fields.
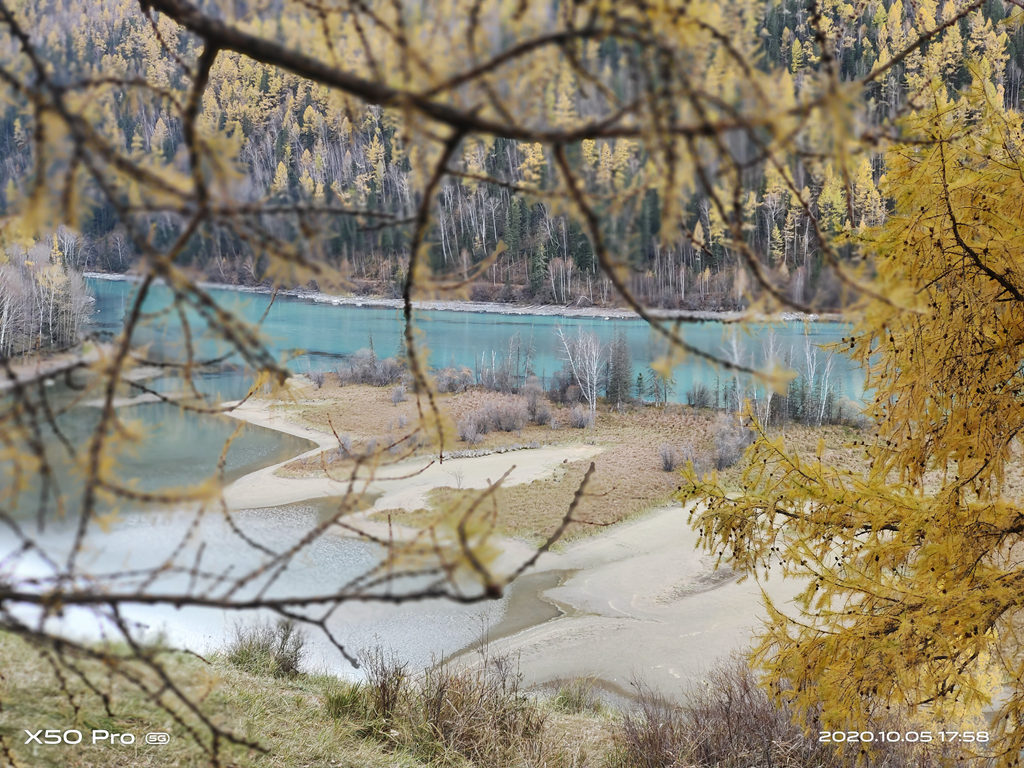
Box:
left=463, top=502, right=802, bottom=699
left=224, top=396, right=799, bottom=698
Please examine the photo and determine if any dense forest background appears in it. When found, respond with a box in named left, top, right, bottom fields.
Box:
left=1, top=0, right=1021, bottom=343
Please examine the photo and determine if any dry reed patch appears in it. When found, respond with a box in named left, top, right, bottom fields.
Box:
left=609, top=659, right=977, bottom=768
left=278, top=387, right=567, bottom=477
left=280, top=382, right=420, bottom=441
left=713, top=422, right=870, bottom=488
left=542, top=709, right=616, bottom=768
left=707, top=422, right=1024, bottom=502
left=269, top=383, right=884, bottom=541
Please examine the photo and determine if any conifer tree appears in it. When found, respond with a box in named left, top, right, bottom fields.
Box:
left=687, top=63, right=1024, bottom=761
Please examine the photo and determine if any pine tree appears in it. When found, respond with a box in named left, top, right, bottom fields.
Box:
left=604, top=331, right=632, bottom=407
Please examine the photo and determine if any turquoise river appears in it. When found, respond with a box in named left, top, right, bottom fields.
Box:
left=0, top=277, right=861, bottom=675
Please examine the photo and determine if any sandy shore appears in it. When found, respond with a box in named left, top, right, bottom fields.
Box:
left=222, top=398, right=603, bottom=514
left=223, top=397, right=798, bottom=698
left=86, top=271, right=843, bottom=323
left=469, top=502, right=802, bottom=698
left=1, top=344, right=101, bottom=393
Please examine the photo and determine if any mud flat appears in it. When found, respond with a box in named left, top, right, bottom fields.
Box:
left=471, top=503, right=803, bottom=699
left=224, top=398, right=798, bottom=694
left=221, top=399, right=604, bottom=514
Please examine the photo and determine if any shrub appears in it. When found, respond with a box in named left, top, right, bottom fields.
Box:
left=547, top=369, right=574, bottom=404
left=660, top=442, right=708, bottom=474
left=324, top=681, right=370, bottom=720
left=552, top=677, right=603, bottom=714
left=337, top=349, right=405, bottom=387
left=522, top=377, right=552, bottom=425
left=418, top=653, right=545, bottom=765
left=569, top=405, right=593, bottom=429
left=361, top=647, right=408, bottom=722
left=522, top=375, right=543, bottom=415
left=458, top=399, right=527, bottom=442
left=612, top=660, right=962, bottom=768
left=374, top=357, right=404, bottom=387
left=491, top=400, right=528, bottom=432
left=435, top=366, right=474, bottom=393
left=391, top=385, right=407, bottom=404
left=659, top=444, right=678, bottom=472
left=685, top=383, right=713, bottom=409
left=616, top=684, right=686, bottom=768
left=458, top=417, right=483, bottom=445
left=713, top=416, right=753, bottom=470
left=329, top=433, right=353, bottom=462
left=225, top=619, right=305, bottom=678
left=532, top=400, right=551, bottom=426
left=308, top=370, right=325, bottom=389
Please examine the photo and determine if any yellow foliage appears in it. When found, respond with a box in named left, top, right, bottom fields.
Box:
left=687, top=70, right=1024, bottom=760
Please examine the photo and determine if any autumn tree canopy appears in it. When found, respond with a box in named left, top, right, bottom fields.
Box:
left=689, top=45, right=1024, bottom=767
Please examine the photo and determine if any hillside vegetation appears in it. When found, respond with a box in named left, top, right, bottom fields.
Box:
left=5, top=1, right=1021, bottom=310
left=0, top=629, right=982, bottom=768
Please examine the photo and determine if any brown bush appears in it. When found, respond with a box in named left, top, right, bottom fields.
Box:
left=612, top=659, right=982, bottom=768
left=418, top=654, right=545, bottom=765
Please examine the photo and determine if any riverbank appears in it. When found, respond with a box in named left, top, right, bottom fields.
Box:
left=467, top=502, right=803, bottom=700
left=0, top=343, right=100, bottom=393
left=222, top=395, right=602, bottom=515
left=85, top=270, right=845, bottom=323
left=221, top=382, right=818, bottom=698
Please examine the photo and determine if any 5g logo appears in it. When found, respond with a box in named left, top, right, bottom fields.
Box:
left=145, top=732, right=170, bottom=745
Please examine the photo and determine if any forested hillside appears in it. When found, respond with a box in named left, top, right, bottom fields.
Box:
left=3, top=0, right=1018, bottom=310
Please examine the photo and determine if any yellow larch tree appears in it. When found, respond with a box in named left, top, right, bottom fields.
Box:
left=687, top=62, right=1024, bottom=763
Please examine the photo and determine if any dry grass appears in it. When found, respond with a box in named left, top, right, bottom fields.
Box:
left=282, top=378, right=1024, bottom=505
left=371, top=403, right=724, bottom=542
left=714, top=422, right=871, bottom=489
left=4, top=629, right=989, bottom=768
left=0, top=632, right=413, bottom=768
left=715, top=421, right=1024, bottom=501
left=607, top=659, right=985, bottom=768
left=376, top=407, right=873, bottom=544
left=266, top=378, right=877, bottom=541
left=0, top=631, right=613, bottom=768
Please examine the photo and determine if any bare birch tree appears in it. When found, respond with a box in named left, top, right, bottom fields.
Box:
left=557, top=327, right=602, bottom=422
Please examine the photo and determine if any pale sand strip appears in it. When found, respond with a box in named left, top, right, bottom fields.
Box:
left=87, top=271, right=842, bottom=322
left=224, top=398, right=796, bottom=697
left=222, top=399, right=603, bottom=514
left=1, top=344, right=101, bottom=392
left=475, top=503, right=803, bottom=699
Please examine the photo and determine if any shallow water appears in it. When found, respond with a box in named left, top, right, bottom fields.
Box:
left=5, top=495, right=514, bottom=675
left=1, top=278, right=862, bottom=676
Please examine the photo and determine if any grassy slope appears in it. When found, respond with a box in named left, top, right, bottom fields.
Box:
left=0, top=632, right=613, bottom=768
left=2, top=631, right=974, bottom=768
left=1, top=632, right=387, bottom=768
